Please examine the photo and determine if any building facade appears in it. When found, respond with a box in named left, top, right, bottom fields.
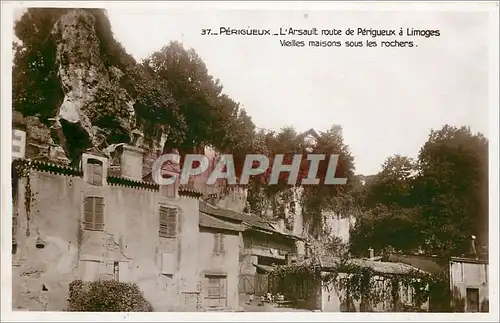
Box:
left=449, top=257, right=489, bottom=312
left=11, top=117, right=243, bottom=311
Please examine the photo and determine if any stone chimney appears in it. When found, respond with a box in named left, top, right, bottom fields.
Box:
left=120, top=144, right=144, bottom=180
left=368, top=247, right=374, bottom=259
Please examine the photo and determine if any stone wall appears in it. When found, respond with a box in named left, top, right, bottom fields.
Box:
left=12, top=164, right=202, bottom=311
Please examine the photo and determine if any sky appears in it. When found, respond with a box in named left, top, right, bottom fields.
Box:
left=13, top=5, right=491, bottom=175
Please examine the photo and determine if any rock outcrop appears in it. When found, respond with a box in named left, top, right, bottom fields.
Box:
left=15, top=9, right=165, bottom=167
left=51, top=9, right=139, bottom=156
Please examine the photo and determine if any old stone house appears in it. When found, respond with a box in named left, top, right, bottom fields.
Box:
left=198, top=201, right=305, bottom=296
left=449, top=257, right=489, bottom=312
left=270, top=254, right=430, bottom=312
left=11, top=119, right=243, bottom=311
left=386, top=243, right=489, bottom=312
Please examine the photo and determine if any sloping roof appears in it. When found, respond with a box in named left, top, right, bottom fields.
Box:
left=200, top=201, right=273, bottom=229
left=351, top=259, right=426, bottom=275
left=298, top=128, right=319, bottom=139
left=199, top=212, right=244, bottom=232
left=253, top=264, right=276, bottom=273
left=319, top=255, right=428, bottom=275
left=199, top=201, right=301, bottom=239
left=386, top=254, right=447, bottom=275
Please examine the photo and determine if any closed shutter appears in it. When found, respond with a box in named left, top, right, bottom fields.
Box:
left=213, top=234, right=219, bottom=254
left=205, top=276, right=227, bottom=308
left=94, top=198, right=104, bottom=230
left=83, top=197, right=105, bottom=231
left=159, top=206, right=177, bottom=238
left=219, top=234, right=225, bottom=254
left=83, top=198, right=94, bottom=230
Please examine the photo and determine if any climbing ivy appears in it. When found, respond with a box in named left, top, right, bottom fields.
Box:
left=12, top=160, right=33, bottom=236
left=272, top=260, right=449, bottom=312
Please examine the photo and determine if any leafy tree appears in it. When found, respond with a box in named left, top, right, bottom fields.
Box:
left=301, top=125, right=356, bottom=236
left=12, top=8, right=68, bottom=120
left=351, top=125, right=488, bottom=258
left=413, top=125, right=488, bottom=256
left=364, top=155, right=417, bottom=208
left=144, top=41, right=257, bottom=168
left=350, top=205, right=423, bottom=256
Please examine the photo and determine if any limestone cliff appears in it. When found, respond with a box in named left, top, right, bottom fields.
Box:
left=52, top=10, right=138, bottom=149
left=14, top=9, right=160, bottom=167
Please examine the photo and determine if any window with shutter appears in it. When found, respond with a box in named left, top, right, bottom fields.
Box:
left=213, top=233, right=226, bottom=256
left=213, top=234, right=219, bottom=255
left=159, top=206, right=177, bottom=238
left=83, top=197, right=105, bottom=231
left=87, top=159, right=103, bottom=186
left=219, top=234, right=225, bottom=254
left=205, top=275, right=227, bottom=308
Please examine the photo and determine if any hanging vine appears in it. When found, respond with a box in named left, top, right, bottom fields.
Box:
left=12, top=160, right=33, bottom=236
left=272, top=260, right=448, bottom=312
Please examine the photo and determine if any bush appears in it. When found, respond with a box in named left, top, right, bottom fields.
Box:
left=68, top=280, right=154, bottom=312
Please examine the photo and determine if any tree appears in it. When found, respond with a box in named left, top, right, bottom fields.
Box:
left=144, top=41, right=257, bottom=168
left=413, top=125, right=488, bottom=256
left=351, top=125, right=489, bottom=258
left=12, top=8, right=68, bottom=119
left=364, top=155, right=417, bottom=208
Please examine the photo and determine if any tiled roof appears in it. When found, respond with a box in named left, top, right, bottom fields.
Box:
left=351, top=259, right=426, bottom=275
left=199, top=201, right=300, bottom=239
left=319, top=255, right=427, bottom=275
left=386, top=254, right=447, bottom=275
left=199, top=212, right=244, bottom=232
left=253, top=264, right=276, bottom=273
left=199, top=201, right=270, bottom=226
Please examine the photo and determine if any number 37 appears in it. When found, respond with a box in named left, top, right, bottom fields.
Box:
left=201, top=29, right=211, bottom=36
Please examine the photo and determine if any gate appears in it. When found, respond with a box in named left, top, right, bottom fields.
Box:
left=239, top=274, right=255, bottom=294
left=255, top=273, right=269, bottom=296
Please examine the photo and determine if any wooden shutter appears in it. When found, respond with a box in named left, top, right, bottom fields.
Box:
left=219, top=277, right=227, bottom=307
left=159, top=206, right=177, bottom=238
left=94, top=197, right=104, bottom=230
left=219, top=234, right=225, bottom=254
left=167, top=208, right=176, bottom=237
left=83, top=197, right=94, bottom=230
left=206, top=276, right=226, bottom=308
left=159, top=207, right=168, bottom=237
left=213, top=234, right=219, bottom=254
left=84, top=197, right=104, bottom=231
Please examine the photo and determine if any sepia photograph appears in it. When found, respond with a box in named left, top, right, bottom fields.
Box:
left=2, top=0, right=498, bottom=320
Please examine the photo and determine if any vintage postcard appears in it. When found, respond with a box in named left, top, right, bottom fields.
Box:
left=1, top=1, right=499, bottom=322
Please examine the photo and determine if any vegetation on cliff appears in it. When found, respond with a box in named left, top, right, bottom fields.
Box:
left=13, top=8, right=488, bottom=257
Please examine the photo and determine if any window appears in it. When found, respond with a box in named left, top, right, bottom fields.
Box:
left=12, top=145, right=21, bottom=153
left=213, top=233, right=225, bottom=255
left=159, top=206, right=177, bottom=238
left=205, top=275, right=227, bottom=308
left=87, top=159, right=103, bottom=186
left=83, top=197, right=104, bottom=231
left=466, top=288, right=479, bottom=312
left=12, top=133, right=22, bottom=142
left=113, top=262, right=120, bottom=281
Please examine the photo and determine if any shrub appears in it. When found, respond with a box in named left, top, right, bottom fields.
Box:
left=68, top=280, right=154, bottom=312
